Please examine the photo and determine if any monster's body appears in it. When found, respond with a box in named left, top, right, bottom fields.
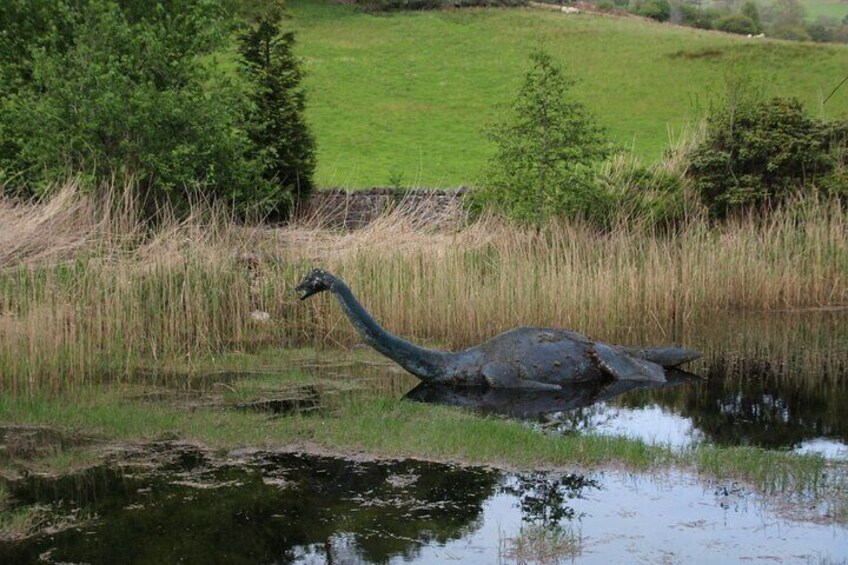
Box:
left=296, top=270, right=700, bottom=389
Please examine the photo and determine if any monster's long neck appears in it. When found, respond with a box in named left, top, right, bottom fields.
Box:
left=330, top=280, right=448, bottom=382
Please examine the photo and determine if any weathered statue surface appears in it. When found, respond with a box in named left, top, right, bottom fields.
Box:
left=296, top=269, right=701, bottom=390
left=405, top=370, right=699, bottom=418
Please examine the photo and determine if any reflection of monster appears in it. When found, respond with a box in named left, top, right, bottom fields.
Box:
left=501, top=473, right=599, bottom=526
left=0, top=449, right=499, bottom=564
left=296, top=269, right=700, bottom=388
left=405, top=370, right=700, bottom=419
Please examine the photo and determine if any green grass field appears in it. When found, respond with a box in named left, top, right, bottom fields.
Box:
left=802, top=0, right=848, bottom=20
left=284, top=1, right=848, bottom=188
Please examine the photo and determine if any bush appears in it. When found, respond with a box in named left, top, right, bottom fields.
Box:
left=740, top=0, right=761, bottom=31
left=471, top=48, right=610, bottom=226
left=1, top=1, right=254, bottom=211
left=715, top=14, right=758, bottom=35
left=805, top=21, right=835, bottom=42
left=0, top=0, right=313, bottom=219
left=768, top=0, right=806, bottom=28
left=0, top=1, right=74, bottom=95
left=679, top=4, right=722, bottom=29
left=687, top=96, right=848, bottom=217
left=769, top=24, right=811, bottom=41
left=830, top=23, right=848, bottom=43
left=635, top=0, right=672, bottom=22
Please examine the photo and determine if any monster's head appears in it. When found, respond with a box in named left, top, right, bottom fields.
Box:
left=295, top=269, right=335, bottom=300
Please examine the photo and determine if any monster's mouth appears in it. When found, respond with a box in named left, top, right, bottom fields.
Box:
left=295, top=282, right=319, bottom=301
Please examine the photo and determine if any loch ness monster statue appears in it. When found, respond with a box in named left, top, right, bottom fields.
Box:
left=296, top=269, right=701, bottom=389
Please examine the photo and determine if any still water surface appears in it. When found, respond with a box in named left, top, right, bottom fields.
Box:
left=1, top=448, right=845, bottom=564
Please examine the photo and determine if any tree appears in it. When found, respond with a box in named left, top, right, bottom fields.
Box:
left=739, top=0, right=761, bottom=32
left=239, top=17, right=316, bottom=220
left=0, top=0, right=274, bottom=215
left=0, top=0, right=77, bottom=95
left=472, top=48, right=610, bottom=226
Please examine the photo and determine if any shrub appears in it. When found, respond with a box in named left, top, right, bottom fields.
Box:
left=805, top=21, right=835, bottom=43
left=0, top=1, right=76, bottom=95
left=715, top=14, right=758, bottom=35
left=635, top=0, right=672, bottom=21
left=679, top=4, right=722, bottom=29
left=768, top=0, right=806, bottom=28
left=687, top=96, right=848, bottom=217
left=0, top=0, right=268, bottom=214
left=769, top=24, right=811, bottom=41
left=471, top=48, right=610, bottom=226
left=0, top=0, right=313, bottom=219
left=740, top=1, right=761, bottom=31
left=831, top=24, right=848, bottom=43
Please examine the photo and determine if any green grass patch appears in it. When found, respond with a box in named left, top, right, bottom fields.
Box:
left=801, top=0, right=848, bottom=21
left=283, top=0, right=848, bottom=187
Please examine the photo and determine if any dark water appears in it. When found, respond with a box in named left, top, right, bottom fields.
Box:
left=1, top=447, right=845, bottom=564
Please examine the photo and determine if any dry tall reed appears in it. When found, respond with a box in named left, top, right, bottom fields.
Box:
left=0, top=183, right=845, bottom=393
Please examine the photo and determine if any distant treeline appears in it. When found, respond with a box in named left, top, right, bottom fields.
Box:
left=572, top=0, right=848, bottom=44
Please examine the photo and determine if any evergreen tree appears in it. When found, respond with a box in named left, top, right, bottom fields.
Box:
left=239, top=18, right=316, bottom=220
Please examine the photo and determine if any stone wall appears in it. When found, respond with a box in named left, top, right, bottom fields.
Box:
left=297, top=187, right=468, bottom=230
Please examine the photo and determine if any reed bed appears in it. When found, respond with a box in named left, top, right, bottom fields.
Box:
left=0, top=184, right=846, bottom=393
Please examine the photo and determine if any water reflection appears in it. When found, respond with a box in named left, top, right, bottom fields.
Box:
left=2, top=448, right=499, bottom=564
left=595, top=355, right=848, bottom=457
left=794, top=438, right=848, bottom=459
left=1, top=448, right=845, bottom=564
left=408, top=357, right=848, bottom=458
left=404, top=370, right=699, bottom=420
left=399, top=310, right=848, bottom=458
left=570, top=403, right=705, bottom=448
left=500, top=473, right=599, bottom=526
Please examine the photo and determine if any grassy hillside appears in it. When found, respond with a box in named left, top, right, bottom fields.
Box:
left=802, top=0, right=848, bottom=20
left=285, top=1, right=848, bottom=188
